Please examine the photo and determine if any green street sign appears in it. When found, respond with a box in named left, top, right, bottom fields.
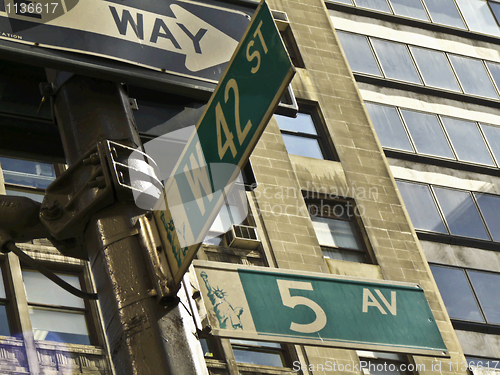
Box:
left=195, top=261, right=449, bottom=357
left=154, top=0, right=295, bottom=285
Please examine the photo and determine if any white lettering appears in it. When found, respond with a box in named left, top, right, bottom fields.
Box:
left=183, top=142, right=213, bottom=215
left=362, top=288, right=387, bottom=315
left=375, top=289, right=397, bottom=316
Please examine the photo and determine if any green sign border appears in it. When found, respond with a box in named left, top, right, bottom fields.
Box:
left=195, top=260, right=449, bottom=358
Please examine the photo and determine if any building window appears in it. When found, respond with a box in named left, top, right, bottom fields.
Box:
left=333, top=0, right=500, bottom=36
left=276, top=107, right=335, bottom=160
left=397, top=180, right=500, bottom=242
left=337, top=32, right=500, bottom=100
left=0, top=156, right=56, bottom=189
left=0, top=264, right=11, bottom=337
left=400, top=109, right=454, bottom=159
left=0, top=155, right=57, bottom=203
left=307, top=199, right=370, bottom=263
left=371, top=39, right=422, bottom=84
left=409, top=46, right=460, bottom=91
left=364, top=102, right=413, bottom=152
left=430, top=265, right=500, bottom=326
left=448, top=54, right=498, bottom=99
left=396, top=181, right=447, bottom=234
left=422, top=0, right=466, bottom=28
left=456, top=0, right=500, bottom=36
left=390, top=0, right=429, bottom=21
left=365, top=102, right=500, bottom=169
left=355, top=0, right=392, bottom=13
left=203, top=180, right=250, bottom=247
left=337, top=32, right=382, bottom=77
left=432, top=187, right=489, bottom=240
left=358, top=350, right=411, bottom=375
left=490, top=0, right=500, bottom=25
left=440, top=117, right=495, bottom=166
left=230, top=339, right=288, bottom=367
left=22, top=269, right=91, bottom=345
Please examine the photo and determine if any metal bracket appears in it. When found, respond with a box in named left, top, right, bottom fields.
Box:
left=98, top=140, right=163, bottom=209
left=40, top=140, right=163, bottom=260
left=40, top=144, right=113, bottom=259
left=137, top=213, right=179, bottom=302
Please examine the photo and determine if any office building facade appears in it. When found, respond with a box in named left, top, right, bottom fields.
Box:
left=0, top=0, right=496, bottom=373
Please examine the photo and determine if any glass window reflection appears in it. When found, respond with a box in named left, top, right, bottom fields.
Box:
left=354, top=0, right=392, bottom=12
left=400, top=109, right=454, bottom=158
left=0, top=157, right=56, bottom=189
left=431, top=265, right=484, bottom=322
left=281, top=135, right=324, bottom=159
left=336, top=32, right=382, bottom=76
left=0, top=305, right=10, bottom=337
left=441, top=117, right=494, bottom=166
left=433, top=187, right=489, bottom=240
left=5, top=188, right=44, bottom=203
left=276, top=111, right=328, bottom=160
left=365, top=103, right=413, bottom=151
left=390, top=0, right=429, bottom=20
left=29, top=307, right=90, bottom=345
left=480, top=123, right=500, bottom=165
left=311, top=217, right=363, bottom=250
left=455, top=0, right=500, bottom=36
left=467, top=270, right=500, bottom=324
left=22, top=270, right=91, bottom=345
left=396, top=181, right=447, bottom=233
left=474, top=193, right=500, bottom=241
left=230, top=339, right=285, bottom=367
left=276, top=113, right=318, bottom=135
left=424, top=0, right=466, bottom=28
left=410, top=47, right=460, bottom=91
left=0, top=268, right=6, bottom=299
left=486, top=61, right=500, bottom=92
left=371, top=39, right=421, bottom=84
left=449, top=55, right=498, bottom=99
left=490, top=0, right=500, bottom=25
left=22, top=271, right=85, bottom=309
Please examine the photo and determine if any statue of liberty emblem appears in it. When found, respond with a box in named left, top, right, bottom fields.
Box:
left=200, top=271, right=244, bottom=330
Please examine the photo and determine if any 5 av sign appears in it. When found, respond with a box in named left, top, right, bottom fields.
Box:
left=195, top=261, right=449, bottom=357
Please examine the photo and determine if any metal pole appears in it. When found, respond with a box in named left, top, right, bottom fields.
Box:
left=50, top=73, right=201, bottom=375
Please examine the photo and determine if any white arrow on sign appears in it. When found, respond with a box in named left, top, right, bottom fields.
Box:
left=6, top=0, right=242, bottom=72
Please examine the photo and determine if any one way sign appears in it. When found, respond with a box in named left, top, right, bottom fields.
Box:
left=0, top=0, right=251, bottom=82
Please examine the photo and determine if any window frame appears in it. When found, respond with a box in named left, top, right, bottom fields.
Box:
left=306, top=197, right=374, bottom=264
left=370, top=38, right=423, bottom=84
left=277, top=103, right=337, bottom=161
left=397, top=179, right=500, bottom=244
left=430, top=264, right=500, bottom=328
left=357, top=350, right=413, bottom=375
left=21, top=264, right=96, bottom=346
left=230, top=339, right=292, bottom=368
left=0, top=259, right=14, bottom=337
left=329, top=0, right=500, bottom=38
left=366, top=102, right=500, bottom=170
left=338, top=31, right=500, bottom=101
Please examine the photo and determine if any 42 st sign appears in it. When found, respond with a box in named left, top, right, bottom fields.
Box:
left=195, top=261, right=449, bottom=357
left=153, top=1, right=295, bottom=285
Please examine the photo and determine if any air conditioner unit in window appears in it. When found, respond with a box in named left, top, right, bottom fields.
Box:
left=226, top=225, right=260, bottom=249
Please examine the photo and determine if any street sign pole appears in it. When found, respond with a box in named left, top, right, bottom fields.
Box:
left=49, top=74, right=201, bottom=375
left=154, top=0, right=295, bottom=286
